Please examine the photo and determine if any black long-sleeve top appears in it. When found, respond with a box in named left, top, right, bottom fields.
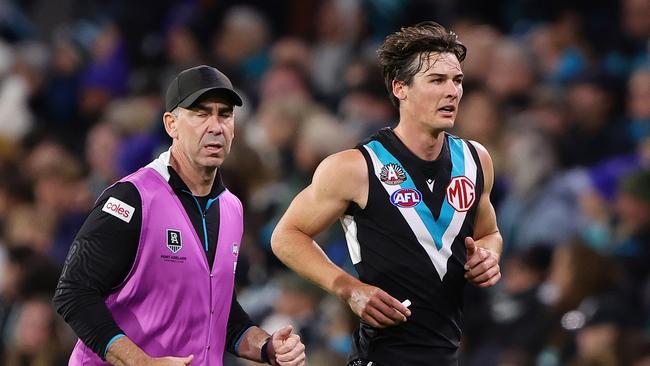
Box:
left=53, top=166, right=254, bottom=359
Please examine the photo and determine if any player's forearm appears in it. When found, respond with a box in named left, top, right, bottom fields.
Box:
left=271, top=226, right=360, bottom=300
left=234, top=326, right=271, bottom=362
left=105, top=336, right=151, bottom=366
left=475, top=231, right=503, bottom=260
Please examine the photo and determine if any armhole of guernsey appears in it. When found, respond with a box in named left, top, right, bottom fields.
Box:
left=338, top=145, right=373, bottom=265
left=465, top=141, right=485, bottom=203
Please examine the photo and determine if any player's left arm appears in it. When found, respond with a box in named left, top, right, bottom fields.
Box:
left=464, top=141, right=503, bottom=288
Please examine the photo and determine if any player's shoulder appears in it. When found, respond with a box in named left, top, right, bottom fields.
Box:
left=465, top=139, right=489, bottom=156
left=321, top=148, right=365, bottom=167
left=316, top=149, right=366, bottom=179
left=444, top=133, right=492, bottom=161
left=465, top=140, right=493, bottom=166
left=312, top=149, right=368, bottom=196
left=464, top=140, right=495, bottom=188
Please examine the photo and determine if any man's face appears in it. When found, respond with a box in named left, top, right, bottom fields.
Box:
left=169, top=96, right=235, bottom=169
left=397, top=52, right=464, bottom=131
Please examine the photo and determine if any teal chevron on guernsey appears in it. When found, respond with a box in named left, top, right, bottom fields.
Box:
left=361, top=136, right=477, bottom=280
left=365, top=139, right=464, bottom=249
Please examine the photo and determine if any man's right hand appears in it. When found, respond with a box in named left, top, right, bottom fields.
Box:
left=106, top=336, right=194, bottom=366
left=148, top=355, right=194, bottom=365
left=345, top=282, right=411, bottom=328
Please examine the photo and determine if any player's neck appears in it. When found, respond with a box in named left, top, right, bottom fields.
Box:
left=170, top=147, right=216, bottom=196
left=393, top=122, right=445, bottom=161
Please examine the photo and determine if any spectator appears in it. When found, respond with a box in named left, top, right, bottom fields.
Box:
left=532, top=241, right=624, bottom=365
left=498, top=123, right=586, bottom=250
left=4, top=297, right=69, bottom=366
left=567, top=293, right=638, bottom=366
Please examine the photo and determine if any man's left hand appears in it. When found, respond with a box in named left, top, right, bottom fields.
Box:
left=464, top=237, right=501, bottom=288
left=267, top=325, right=306, bottom=366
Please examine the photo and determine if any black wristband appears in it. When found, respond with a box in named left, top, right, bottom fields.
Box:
left=261, top=338, right=272, bottom=365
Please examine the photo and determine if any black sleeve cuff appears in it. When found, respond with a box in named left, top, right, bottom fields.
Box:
left=55, top=296, right=125, bottom=358
left=225, top=295, right=256, bottom=354
left=260, top=338, right=272, bottom=364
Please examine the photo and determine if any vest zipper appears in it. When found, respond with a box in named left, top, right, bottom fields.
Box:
left=200, top=212, right=208, bottom=251
left=183, top=191, right=218, bottom=252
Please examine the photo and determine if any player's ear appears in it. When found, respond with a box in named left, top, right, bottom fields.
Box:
left=392, top=79, right=407, bottom=101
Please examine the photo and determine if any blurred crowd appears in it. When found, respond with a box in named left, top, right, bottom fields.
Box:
left=0, top=0, right=648, bottom=365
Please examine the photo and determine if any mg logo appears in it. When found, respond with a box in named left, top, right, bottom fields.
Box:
left=390, top=188, right=422, bottom=208
left=446, top=176, right=475, bottom=212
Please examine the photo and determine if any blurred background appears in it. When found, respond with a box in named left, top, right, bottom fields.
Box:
left=0, top=0, right=648, bottom=365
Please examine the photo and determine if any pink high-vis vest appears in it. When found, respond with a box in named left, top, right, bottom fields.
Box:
left=69, top=155, right=242, bottom=366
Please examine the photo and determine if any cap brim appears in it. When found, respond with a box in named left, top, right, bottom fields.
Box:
left=177, top=87, right=243, bottom=109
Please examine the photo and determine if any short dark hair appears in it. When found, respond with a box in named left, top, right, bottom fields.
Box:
left=377, top=21, right=467, bottom=107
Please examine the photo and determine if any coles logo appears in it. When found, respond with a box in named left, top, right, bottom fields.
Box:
left=390, top=188, right=422, bottom=208
left=102, top=197, right=135, bottom=223
left=446, top=176, right=475, bottom=212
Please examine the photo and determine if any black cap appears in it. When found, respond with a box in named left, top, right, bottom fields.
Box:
left=165, top=65, right=243, bottom=112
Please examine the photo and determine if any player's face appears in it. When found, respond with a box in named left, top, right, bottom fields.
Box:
left=399, top=52, right=464, bottom=131
left=173, top=97, right=235, bottom=169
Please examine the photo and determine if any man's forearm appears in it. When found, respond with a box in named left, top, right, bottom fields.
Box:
left=235, top=326, right=270, bottom=362
left=105, top=337, right=151, bottom=366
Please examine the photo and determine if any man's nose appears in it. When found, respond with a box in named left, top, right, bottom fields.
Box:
left=445, top=80, right=460, bottom=98
left=206, top=114, right=223, bottom=134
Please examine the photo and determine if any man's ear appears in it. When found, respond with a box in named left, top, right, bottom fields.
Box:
left=163, top=111, right=178, bottom=139
left=392, top=80, right=407, bottom=101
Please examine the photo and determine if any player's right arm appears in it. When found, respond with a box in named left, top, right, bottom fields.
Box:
left=271, top=149, right=411, bottom=328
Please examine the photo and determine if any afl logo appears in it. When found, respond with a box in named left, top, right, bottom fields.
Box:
left=390, top=188, right=422, bottom=208
left=446, top=176, right=475, bottom=212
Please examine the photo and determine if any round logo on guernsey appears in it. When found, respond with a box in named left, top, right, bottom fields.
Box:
left=380, top=163, right=407, bottom=185
left=446, top=176, right=475, bottom=212
left=390, top=188, right=422, bottom=208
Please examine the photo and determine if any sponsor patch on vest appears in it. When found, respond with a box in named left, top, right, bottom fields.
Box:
left=446, top=176, right=476, bottom=212
left=102, top=197, right=135, bottom=223
left=390, top=188, right=422, bottom=208
left=380, top=163, right=406, bottom=185
left=232, top=242, right=239, bottom=256
left=166, top=229, right=183, bottom=253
